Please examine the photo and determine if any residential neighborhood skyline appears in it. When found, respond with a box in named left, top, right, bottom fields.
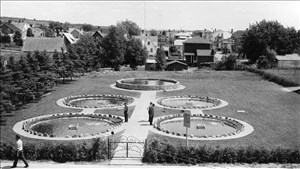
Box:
left=1, top=1, right=300, bottom=31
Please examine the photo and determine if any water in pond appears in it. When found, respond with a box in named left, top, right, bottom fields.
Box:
left=161, top=98, right=214, bottom=107
left=161, top=119, right=236, bottom=137
left=70, top=98, right=124, bottom=107
left=122, top=79, right=175, bottom=85
left=30, top=117, right=114, bottom=137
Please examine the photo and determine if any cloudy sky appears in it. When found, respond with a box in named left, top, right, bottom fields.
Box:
left=1, top=1, right=300, bottom=31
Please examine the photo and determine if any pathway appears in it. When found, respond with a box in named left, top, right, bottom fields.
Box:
left=109, top=91, right=157, bottom=165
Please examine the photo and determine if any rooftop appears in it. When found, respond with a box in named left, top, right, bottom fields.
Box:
left=183, top=37, right=212, bottom=44
left=22, top=37, right=67, bottom=53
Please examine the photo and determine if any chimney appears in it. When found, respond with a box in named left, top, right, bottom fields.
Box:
left=142, top=30, right=144, bottom=34
left=100, top=29, right=103, bottom=33
left=215, top=28, right=216, bottom=32
left=231, top=29, right=233, bottom=33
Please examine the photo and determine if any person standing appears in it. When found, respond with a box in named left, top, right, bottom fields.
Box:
left=149, top=103, right=155, bottom=125
left=147, top=102, right=152, bottom=122
left=11, top=135, right=29, bottom=168
left=124, top=102, right=128, bottom=122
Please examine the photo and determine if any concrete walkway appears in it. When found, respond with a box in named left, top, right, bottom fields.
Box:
left=109, top=91, right=156, bottom=165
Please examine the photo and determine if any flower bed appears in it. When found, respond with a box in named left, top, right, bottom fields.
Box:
left=157, top=95, right=222, bottom=109
left=116, top=78, right=180, bottom=91
left=153, top=114, right=245, bottom=139
left=61, top=94, right=134, bottom=109
left=21, top=113, right=123, bottom=138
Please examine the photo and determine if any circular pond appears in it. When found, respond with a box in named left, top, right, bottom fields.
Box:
left=17, top=113, right=123, bottom=139
left=116, top=78, right=180, bottom=91
left=60, top=94, right=134, bottom=109
left=157, top=95, right=225, bottom=110
left=153, top=114, right=253, bottom=140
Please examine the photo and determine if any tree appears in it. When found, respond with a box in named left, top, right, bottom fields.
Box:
left=0, top=34, right=11, bottom=43
left=81, top=24, right=94, bottom=32
left=117, top=19, right=141, bottom=38
left=192, top=30, right=203, bottom=37
left=241, top=19, right=299, bottom=63
left=155, top=47, right=167, bottom=71
left=150, top=29, right=158, bottom=36
left=124, top=38, right=148, bottom=70
left=13, top=31, right=23, bottom=46
left=102, top=26, right=127, bottom=71
left=169, top=45, right=180, bottom=56
left=49, top=21, right=62, bottom=29
left=26, top=28, right=34, bottom=37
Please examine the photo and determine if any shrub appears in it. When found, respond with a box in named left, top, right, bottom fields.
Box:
left=143, top=140, right=300, bottom=164
left=212, top=54, right=237, bottom=70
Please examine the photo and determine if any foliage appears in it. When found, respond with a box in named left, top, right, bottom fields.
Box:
left=241, top=20, right=299, bottom=63
left=0, top=139, right=108, bottom=163
left=191, top=30, right=203, bottom=37
left=13, top=31, right=23, bottom=46
left=116, top=19, right=141, bottom=38
left=212, top=54, right=237, bottom=70
left=102, top=26, right=126, bottom=71
left=149, top=29, right=158, bottom=36
left=26, top=28, right=34, bottom=37
left=124, top=38, right=148, bottom=70
left=0, top=34, right=11, bottom=43
left=81, top=24, right=95, bottom=32
left=143, top=140, right=300, bottom=164
left=155, top=47, right=167, bottom=71
left=257, top=48, right=277, bottom=69
left=169, top=45, right=180, bottom=56
left=49, top=21, right=63, bottom=29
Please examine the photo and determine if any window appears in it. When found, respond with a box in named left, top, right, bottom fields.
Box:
left=148, top=41, right=150, bottom=45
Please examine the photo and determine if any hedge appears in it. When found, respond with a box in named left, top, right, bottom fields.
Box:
left=0, top=138, right=108, bottom=163
left=142, top=139, right=300, bottom=164
left=235, top=64, right=299, bottom=87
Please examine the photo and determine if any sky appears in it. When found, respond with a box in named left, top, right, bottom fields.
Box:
left=1, top=1, right=300, bottom=32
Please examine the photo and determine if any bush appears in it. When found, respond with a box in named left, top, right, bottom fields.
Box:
left=0, top=139, right=108, bottom=163
left=143, top=140, right=300, bottom=164
left=212, top=54, right=237, bottom=70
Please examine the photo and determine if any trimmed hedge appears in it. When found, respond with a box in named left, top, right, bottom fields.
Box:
left=235, top=64, right=299, bottom=87
left=0, top=138, right=108, bottom=163
left=143, top=139, right=300, bottom=164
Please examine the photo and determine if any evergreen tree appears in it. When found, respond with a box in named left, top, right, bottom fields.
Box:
left=13, top=31, right=23, bottom=46
left=155, top=47, right=167, bottom=71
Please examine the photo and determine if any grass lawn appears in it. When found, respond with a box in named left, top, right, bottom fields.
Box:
left=1, top=70, right=299, bottom=151
left=263, top=68, right=300, bottom=85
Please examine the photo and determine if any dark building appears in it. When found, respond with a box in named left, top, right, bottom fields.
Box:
left=165, top=60, right=188, bottom=71
left=183, top=37, right=214, bottom=68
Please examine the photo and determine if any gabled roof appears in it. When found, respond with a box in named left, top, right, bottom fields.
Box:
left=231, top=30, right=245, bottom=39
left=63, top=33, right=77, bottom=44
left=31, top=27, right=44, bottom=33
left=183, top=37, right=212, bottom=44
left=69, top=28, right=83, bottom=35
left=22, top=37, right=67, bottom=53
left=196, top=49, right=212, bottom=56
left=93, top=31, right=106, bottom=38
left=0, top=22, right=21, bottom=32
left=276, top=54, right=300, bottom=61
left=166, top=60, right=188, bottom=66
left=11, top=22, right=30, bottom=31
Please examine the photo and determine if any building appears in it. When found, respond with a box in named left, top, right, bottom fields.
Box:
left=62, top=33, right=77, bottom=44
left=165, top=60, right=188, bottom=71
left=68, top=28, right=83, bottom=39
left=231, top=30, right=245, bottom=53
left=22, top=37, right=68, bottom=54
left=30, top=27, right=44, bottom=37
left=158, top=33, right=169, bottom=46
left=145, top=59, right=157, bottom=71
left=183, top=37, right=214, bottom=68
left=0, top=22, right=30, bottom=40
left=11, top=22, right=30, bottom=40
left=132, top=35, right=158, bottom=58
left=174, top=32, right=192, bottom=55
left=93, top=30, right=106, bottom=40
left=54, top=26, right=68, bottom=37
left=275, top=54, right=300, bottom=69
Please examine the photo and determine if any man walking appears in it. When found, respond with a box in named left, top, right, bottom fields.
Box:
left=11, top=135, right=29, bottom=168
left=124, top=102, right=128, bottom=122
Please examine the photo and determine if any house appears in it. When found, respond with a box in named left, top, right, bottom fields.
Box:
left=145, top=59, right=157, bottom=71
left=68, top=28, right=83, bottom=39
left=132, top=35, right=158, bottom=58
left=22, top=37, right=68, bottom=54
left=0, top=22, right=30, bottom=41
left=10, top=22, right=30, bottom=40
left=93, top=30, right=106, bottom=40
left=201, top=29, right=213, bottom=41
left=174, top=32, right=192, bottom=55
left=30, top=27, right=44, bottom=37
left=165, top=60, right=188, bottom=71
left=211, top=30, right=232, bottom=48
left=231, top=30, right=245, bottom=53
left=275, top=54, right=300, bottom=69
left=62, top=33, right=77, bottom=44
left=54, top=26, right=68, bottom=37
left=183, top=37, right=214, bottom=68
left=221, top=38, right=234, bottom=53
left=158, top=33, right=169, bottom=46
